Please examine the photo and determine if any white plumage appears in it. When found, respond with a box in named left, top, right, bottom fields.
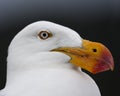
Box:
left=1, top=21, right=101, bottom=96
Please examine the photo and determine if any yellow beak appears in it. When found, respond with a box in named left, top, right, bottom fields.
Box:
left=52, top=39, right=114, bottom=74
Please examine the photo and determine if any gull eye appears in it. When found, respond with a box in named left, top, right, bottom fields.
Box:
left=38, top=31, right=52, bottom=40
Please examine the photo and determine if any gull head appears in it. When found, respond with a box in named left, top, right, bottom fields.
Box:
left=7, top=21, right=114, bottom=74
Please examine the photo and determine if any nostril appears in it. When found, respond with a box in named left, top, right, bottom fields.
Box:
left=92, top=48, right=97, bottom=52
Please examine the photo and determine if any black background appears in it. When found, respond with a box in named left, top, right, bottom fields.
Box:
left=0, top=0, right=120, bottom=96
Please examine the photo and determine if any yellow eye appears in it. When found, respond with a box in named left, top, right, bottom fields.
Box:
left=38, top=31, right=52, bottom=40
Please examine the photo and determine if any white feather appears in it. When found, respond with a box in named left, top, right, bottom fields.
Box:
left=1, top=21, right=101, bottom=96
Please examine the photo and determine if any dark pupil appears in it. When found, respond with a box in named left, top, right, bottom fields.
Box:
left=92, top=48, right=97, bottom=52
left=42, top=33, right=47, bottom=37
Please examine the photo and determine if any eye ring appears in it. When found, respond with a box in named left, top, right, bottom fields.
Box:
left=38, top=31, right=52, bottom=40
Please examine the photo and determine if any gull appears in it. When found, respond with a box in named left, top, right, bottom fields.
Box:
left=0, top=21, right=114, bottom=96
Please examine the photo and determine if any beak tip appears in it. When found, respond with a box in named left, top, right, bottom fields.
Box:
left=108, top=55, right=114, bottom=71
left=92, top=55, right=114, bottom=74
left=110, top=63, right=114, bottom=71
left=100, top=47, right=115, bottom=73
